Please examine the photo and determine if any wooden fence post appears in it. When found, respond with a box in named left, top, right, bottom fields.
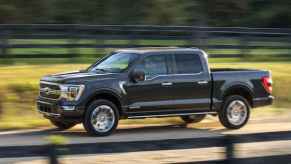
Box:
left=224, top=135, right=235, bottom=164
left=48, top=144, right=59, bottom=164
left=128, top=28, right=138, bottom=48
left=191, top=27, right=208, bottom=50
left=67, top=25, right=79, bottom=58
left=240, top=34, right=250, bottom=58
left=0, top=30, right=8, bottom=56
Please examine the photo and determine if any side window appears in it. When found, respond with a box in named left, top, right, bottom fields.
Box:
left=136, top=55, right=168, bottom=80
left=174, top=54, right=203, bottom=74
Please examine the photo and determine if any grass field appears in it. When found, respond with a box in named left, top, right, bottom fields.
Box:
left=0, top=61, right=290, bottom=130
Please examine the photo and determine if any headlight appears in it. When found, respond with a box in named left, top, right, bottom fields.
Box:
left=60, top=84, right=85, bottom=101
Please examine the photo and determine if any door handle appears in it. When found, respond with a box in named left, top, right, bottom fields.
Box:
left=197, top=81, right=208, bottom=85
left=161, top=82, right=173, bottom=86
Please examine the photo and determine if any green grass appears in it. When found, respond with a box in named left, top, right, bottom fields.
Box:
left=0, top=61, right=290, bottom=130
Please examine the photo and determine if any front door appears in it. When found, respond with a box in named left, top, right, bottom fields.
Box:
left=125, top=54, right=175, bottom=114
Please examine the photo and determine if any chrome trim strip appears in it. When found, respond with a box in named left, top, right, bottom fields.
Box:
left=197, top=80, right=208, bottom=84
left=39, top=88, right=61, bottom=95
left=74, top=84, right=85, bottom=101
left=60, top=106, right=76, bottom=111
left=38, top=110, right=61, bottom=117
left=145, top=72, right=203, bottom=81
left=37, top=100, right=52, bottom=105
left=40, top=81, right=60, bottom=86
left=127, top=111, right=216, bottom=119
left=128, top=106, right=141, bottom=109
left=119, top=81, right=127, bottom=95
left=38, top=96, right=59, bottom=101
left=161, top=82, right=173, bottom=86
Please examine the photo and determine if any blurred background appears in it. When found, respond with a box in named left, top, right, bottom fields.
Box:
left=0, top=0, right=290, bottom=130
left=1, top=0, right=291, bottom=27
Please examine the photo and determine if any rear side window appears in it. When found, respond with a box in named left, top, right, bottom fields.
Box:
left=174, top=54, right=203, bottom=74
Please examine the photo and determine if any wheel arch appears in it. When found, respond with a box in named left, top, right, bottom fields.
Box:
left=222, top=84, right=254, bottom=107
left=85, top=89, right=124, bottom=116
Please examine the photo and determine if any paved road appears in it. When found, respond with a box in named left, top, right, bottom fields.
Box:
left=0, top=118, right=291, bottom=147
left=0, top=117, right=290, bottom=163
left=0, top=117, right=290, bottom=147
left=0, top=124, right=223, bottom=146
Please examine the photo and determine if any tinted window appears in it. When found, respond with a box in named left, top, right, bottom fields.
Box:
left=136, top=55, right=168, bottom=79
left=174, top=54, right=203, bottom=74
left=88, top=53, right=138, bottom=73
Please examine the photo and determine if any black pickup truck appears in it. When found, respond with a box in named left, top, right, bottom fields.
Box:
left=37, top=48, right=274, bottom=136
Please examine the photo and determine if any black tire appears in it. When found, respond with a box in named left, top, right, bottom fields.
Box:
left=83, top=99, right=119, bottom=136
left=50, top=119, right=76, bottom=130
left=181, top=114, right=206, bottom=124
left=219, top=95, right=250, bottom=129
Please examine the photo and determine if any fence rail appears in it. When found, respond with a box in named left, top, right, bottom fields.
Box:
left=0, top=131, right=290, bottom=164
left=0, top=24, right=291, bottom=59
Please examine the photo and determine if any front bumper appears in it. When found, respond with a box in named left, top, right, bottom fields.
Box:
left=37, top=98, right=85, bottom=120
left=253, top=95, right=274, bottom=108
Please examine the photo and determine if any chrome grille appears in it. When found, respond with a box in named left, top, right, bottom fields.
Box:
left=39, top=82, right=61, bottom=100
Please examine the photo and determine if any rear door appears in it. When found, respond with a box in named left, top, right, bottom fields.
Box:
left=169, top=52, right=211, bottom=111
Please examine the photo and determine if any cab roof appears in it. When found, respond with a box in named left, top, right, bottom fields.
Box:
left=114, top=47, right=201, bottom=54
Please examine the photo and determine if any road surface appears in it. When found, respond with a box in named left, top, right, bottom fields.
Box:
left=0, top=116, right=290, bottom=163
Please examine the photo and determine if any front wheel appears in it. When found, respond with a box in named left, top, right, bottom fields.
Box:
left=181, top=114, right=206, bottom=124
left=83, top=99, right=119, bottom=136
left=50, top=119, right=76, bottom=130
left=219, top=95, right=250, bottom=129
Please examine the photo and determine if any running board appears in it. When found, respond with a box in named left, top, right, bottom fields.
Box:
left=127, top=111, right=217, bottom=119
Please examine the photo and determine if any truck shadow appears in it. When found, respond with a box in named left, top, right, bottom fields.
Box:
left=62, top=123, right=222, bottom=137
left=13, top=123, right=220, bottom=138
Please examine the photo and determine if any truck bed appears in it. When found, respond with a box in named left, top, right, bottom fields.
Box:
left=210, top=68, right=271, bottom=110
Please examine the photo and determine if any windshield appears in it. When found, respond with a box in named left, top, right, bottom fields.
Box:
left=88, top=53, right=139, bottom=73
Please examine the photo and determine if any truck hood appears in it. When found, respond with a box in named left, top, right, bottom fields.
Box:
left=41, top=71, right=119, bottom=84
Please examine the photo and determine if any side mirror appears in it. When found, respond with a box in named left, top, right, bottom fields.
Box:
left=130, top=69, right=145, bottom=82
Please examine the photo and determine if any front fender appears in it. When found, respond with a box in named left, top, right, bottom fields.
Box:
left=85, top=87, right=123, bottom=105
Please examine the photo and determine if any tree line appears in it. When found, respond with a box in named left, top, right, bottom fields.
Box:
left=0, top=0, right=290, bottom=27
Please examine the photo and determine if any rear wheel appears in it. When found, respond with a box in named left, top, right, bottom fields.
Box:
left=83, top=99, right=119, bottom=136
left=219, top=95, right=250, bottom=129
left=50, top=119, right=76, bottom=130
left=181, top=114, right=206, bottom=124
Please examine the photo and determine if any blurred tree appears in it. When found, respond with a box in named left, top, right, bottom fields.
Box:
left=200, top=0, right=250, bottom=26
left=144, top=0, right=190, bottom=25
left=105, top=0, right=150, bottom=25
left=52, top=0, right=82, bottom=24
left=0, top=0, right=50, bottom=23
left=246, top=0, right=291, bottom=27
left=0, top=0, right=290, bottom=27
left=0, top=4, right=18, bottom=23
left=79, top=0, right=110, bottom=24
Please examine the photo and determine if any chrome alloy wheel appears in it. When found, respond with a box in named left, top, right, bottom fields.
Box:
left=226, top=100, right=248, bottom=126
left=90, top=105, right=115, bottom=133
